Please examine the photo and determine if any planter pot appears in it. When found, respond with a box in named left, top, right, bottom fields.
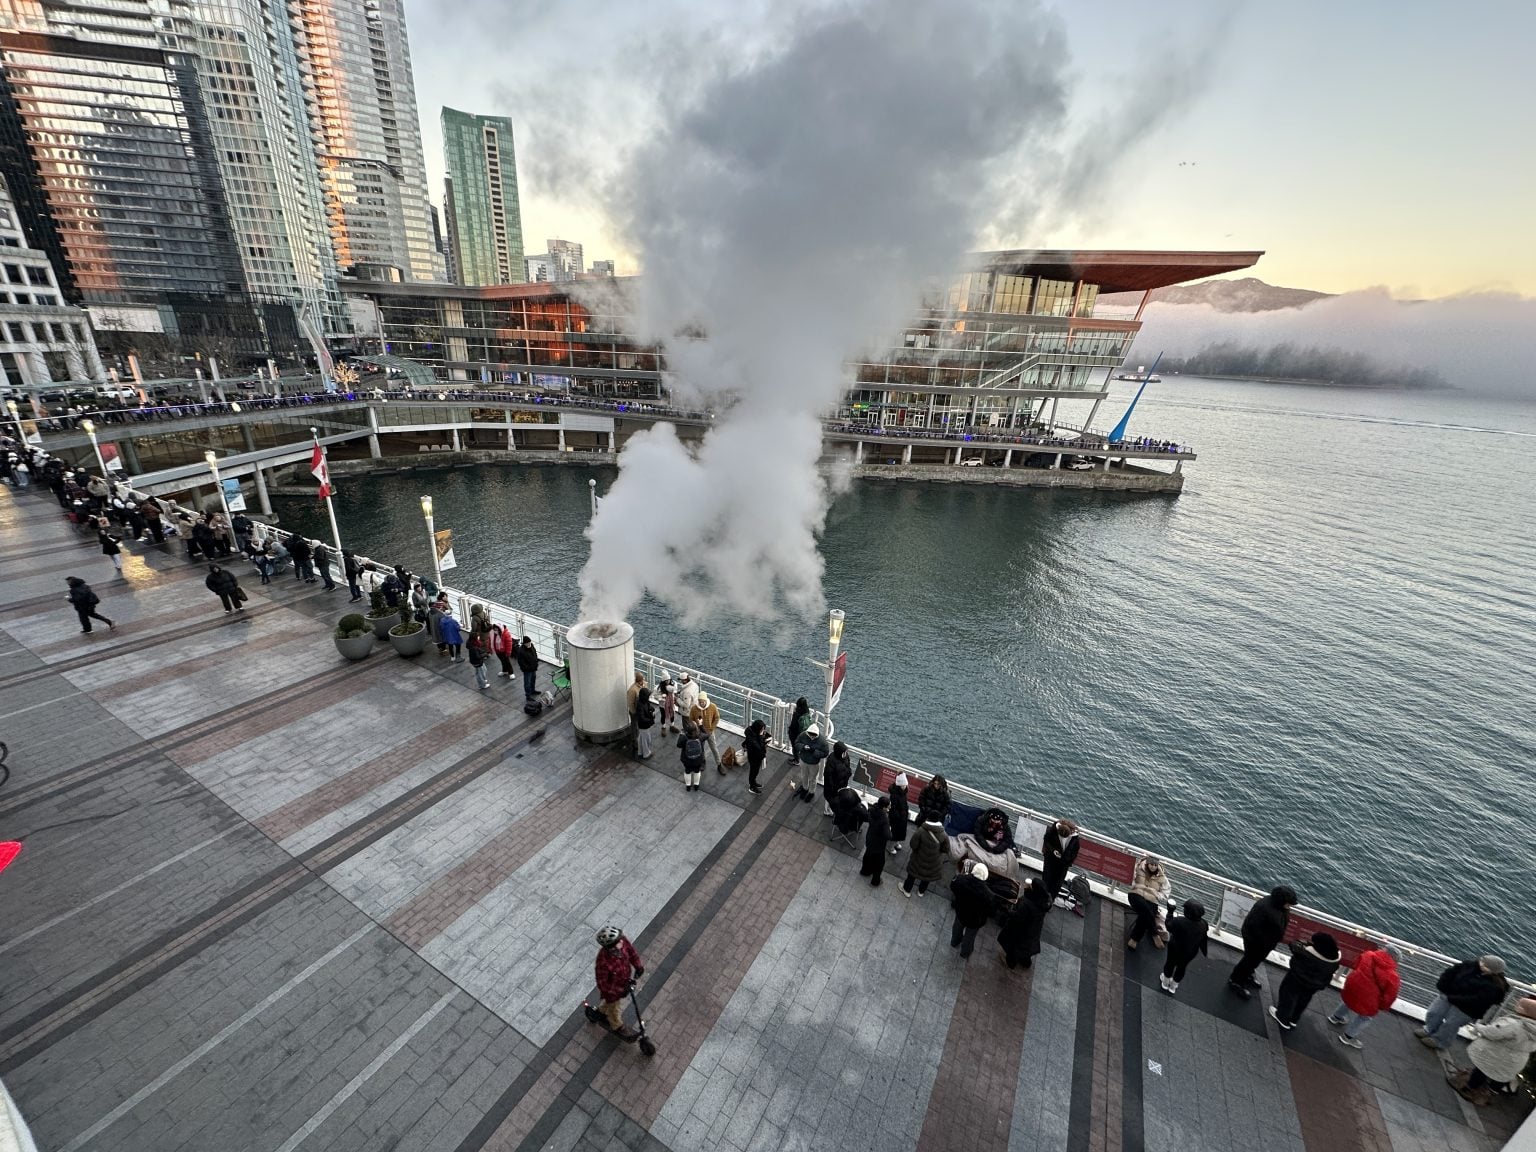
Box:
left=388, top=624, right=429, bottom=657
left=333, top=633, right=375, bottom=661
left=366, top=610, right=399, bottom=640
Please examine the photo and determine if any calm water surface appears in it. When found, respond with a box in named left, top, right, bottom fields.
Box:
left=276, top=377, right=1536, bottom=969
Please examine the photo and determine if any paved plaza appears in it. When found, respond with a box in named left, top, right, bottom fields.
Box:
left=0, top=485, right=1528, bottom=1152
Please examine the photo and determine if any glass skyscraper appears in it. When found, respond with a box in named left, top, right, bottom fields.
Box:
left=441, top=107, right=524, bottom=286
left=290, top=0, right=440, bottom=283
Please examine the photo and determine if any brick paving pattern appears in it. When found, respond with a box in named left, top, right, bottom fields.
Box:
left=0, top=484, right=1527, bottom=1152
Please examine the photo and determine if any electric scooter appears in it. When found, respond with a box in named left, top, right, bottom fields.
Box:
left=582, top=982, right=657, bottom=1057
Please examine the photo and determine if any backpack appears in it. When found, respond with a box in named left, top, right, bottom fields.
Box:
left=683, top=736, right=704, bottom=766
left=523, top=698, right=544, bottom=716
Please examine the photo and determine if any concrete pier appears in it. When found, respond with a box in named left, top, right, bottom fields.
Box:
left=0, top=487, right=1520, bottom=1152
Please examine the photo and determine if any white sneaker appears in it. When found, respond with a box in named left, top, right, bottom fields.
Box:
left=1167, top=980, right=1178, bottom=995
left=903, top=888, right=911, bottom=899
left=1158, top=974, right=1170, bottom=992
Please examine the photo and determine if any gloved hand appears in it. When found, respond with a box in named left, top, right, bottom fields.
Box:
left=633, top=967, right=644, bottom=979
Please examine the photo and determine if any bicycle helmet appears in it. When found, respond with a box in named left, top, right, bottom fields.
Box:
left=596, top=925, right=623, bottom=947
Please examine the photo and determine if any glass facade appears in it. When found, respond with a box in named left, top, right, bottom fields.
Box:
left=442, top=107, right=524, bottom=286
left=0, top=32, right=247, bottom=301
left=290, top=0, right=439, bottom=282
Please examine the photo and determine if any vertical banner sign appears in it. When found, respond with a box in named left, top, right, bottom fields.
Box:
left=222, top=477, right=246, bottom=512
left=435, top=528, right=457, bottom=572
left=828, top=651, right=848, bottom=711
left=101, top=443, right=123, bottom=472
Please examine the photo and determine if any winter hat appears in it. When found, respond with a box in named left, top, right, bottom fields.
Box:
left=1310, top=932, right=1340, bottom=960
left=1382, top=943, right=1402, bottom=962
left=1480, top=955, right=1507, bottom=975
left=697, top=692, right=709, bottom=705
left=680, top=673, right=691, bottom=682
left=1183, top=899, right=1205, bottom=920
left=893, top=773, right=908, bottom=789
left=832, top=740, right=846, bottom=755
left=970, top=863, right=990, bottom=882
left=805, top=724, right=820, bottom=736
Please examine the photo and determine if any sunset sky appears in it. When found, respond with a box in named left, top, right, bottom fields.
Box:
left=407, top=0, right=1534, bottom=298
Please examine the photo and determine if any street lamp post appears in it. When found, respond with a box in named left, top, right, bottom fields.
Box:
left=204, top=450, right=235, bottom=538
left=421, top=495, right=442, bottom=592
left=81, top=418, right=109, bottom=480
left=823, top=608, right=845, bottom=734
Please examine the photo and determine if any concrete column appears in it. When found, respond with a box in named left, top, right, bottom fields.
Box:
left=507, top=426, right=517, bottom=451
left=1054, top=453, right=1063, bottom=470
left=1003, top=449, right=1012, bottom=468
left=365, top=405, right=382, bottom=458
left=83, top=336, right=105, bottom=380
left=241, top=423, right=257, bottom=453
left=607, top=429, right=615, bottom=453
left=451, top=426, right=461, bottom=452
left=1101, top=456, right=1111, bottom=472
left=854, top=441, right=864, bottom=463
left=251, top=464, right=273, bottom=515
left=27, top=349, right=48, bottom=385
left=902, top=444, right=912, bottom=464
left=1174, top=459, right=1183, bottom=474
left=1048, top=396, right=1060, bottom=434
left=1084, top=395, right=1104, bottom=433
left=64, top=346, right=85, bottom=381
left=120, top=438, right=141, bottom=475
left=558, top=427, right=566, bottom=452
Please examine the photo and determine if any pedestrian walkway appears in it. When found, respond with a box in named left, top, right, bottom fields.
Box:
left=0, top=486, right=1526, bottom=1152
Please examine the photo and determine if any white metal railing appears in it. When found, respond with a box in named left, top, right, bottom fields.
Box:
left=82, top=474, right=1528, bottom=1022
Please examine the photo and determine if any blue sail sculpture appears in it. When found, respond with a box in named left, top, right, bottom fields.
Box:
left=1107, top=352, right=1162, bottom=443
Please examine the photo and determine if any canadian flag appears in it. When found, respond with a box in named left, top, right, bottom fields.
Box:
left=310, top=443, right=332, bottom=500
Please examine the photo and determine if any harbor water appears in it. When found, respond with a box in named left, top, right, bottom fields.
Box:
left=274, top=376, right=1536, bottom=972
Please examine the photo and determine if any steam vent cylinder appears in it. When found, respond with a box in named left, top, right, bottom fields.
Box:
left=566, top=620, right=636, bottom=744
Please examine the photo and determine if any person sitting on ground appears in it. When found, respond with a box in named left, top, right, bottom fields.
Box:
left=791, top=722, right=830, bottom=804
left=1160, top=900, right=1209, bottom=995
left=949, top=862, right=995, bottom=960
left=1270, top=932, right=1341, bottom=1030
left=822, top=740, right=853, bottom=816
left=1448, top=997, right=1536, bottom=1107
left=1125, top=855, right=1171, bottom=950
left=592, top=926, right=644, bottom=1041
left=1328, top=943, right=1401, bottom=1048
left=1419, top=955, right=1510, bottom=1051
left=998, top=878, right=1051, bottom=970
left=858, top=796, right=890, bottom=886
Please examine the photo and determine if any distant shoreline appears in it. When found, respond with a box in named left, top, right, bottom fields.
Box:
left=1173, top=373, right=1444, bottom=391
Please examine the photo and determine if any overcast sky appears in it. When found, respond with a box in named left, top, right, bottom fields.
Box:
left=404, top=0, right=1534, bottom=297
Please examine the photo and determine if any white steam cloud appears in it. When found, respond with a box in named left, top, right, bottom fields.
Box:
left=578, top=0, right=1077, bottom=626
left=1135, top=290, right=1536, bottom=397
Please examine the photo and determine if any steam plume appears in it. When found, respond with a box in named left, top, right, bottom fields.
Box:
left=578, top=0, right=1074, bottom=625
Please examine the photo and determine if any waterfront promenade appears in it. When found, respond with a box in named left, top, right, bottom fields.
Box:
left=0, top=486, right=1526, bottom=1152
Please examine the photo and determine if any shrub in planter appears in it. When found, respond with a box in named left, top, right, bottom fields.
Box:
left=388, top=616, right=428, bottom=657
left=333, top=613, right=374, bottom=661
left=364, top=584, right=399, bottom=640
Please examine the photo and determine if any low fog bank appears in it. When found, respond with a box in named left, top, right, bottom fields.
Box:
left=1133, top=290, right=1535, bottom=397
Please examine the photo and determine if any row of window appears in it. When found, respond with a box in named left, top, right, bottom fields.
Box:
left=1, top=320, right=85, bottom=346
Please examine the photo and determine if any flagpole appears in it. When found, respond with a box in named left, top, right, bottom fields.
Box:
left=311, top=427, right=345, bottom=583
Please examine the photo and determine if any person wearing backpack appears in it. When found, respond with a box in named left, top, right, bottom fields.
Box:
left=66, top=576, right=114, bottom=633
left=635, top=686, right=656, bottom=759
left=678, top=721, right=706, bottom=792
left=491, top=623, right=516, bottom=679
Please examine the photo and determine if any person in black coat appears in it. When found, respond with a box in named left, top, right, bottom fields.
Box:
left=66, top=576, right=114, bottom=633
left=887, top=773, right=910, bottom=855
left=822, top=741, right=853, bottom=816
left=1271, top=932, right=1341, bottom=1029
left=742, top=720, right=769, bottom=795
left=204, top=564, right=245, bottom=613
left=1228, top=884, right=1297, bottom=999
left=1040, top=819, right=1080, bottom=906
left=1160, top=899, right=1209, bottom=994
left=998, top=878, right=1050, bottom=970
left=189, top=518, right=215, bottom=561
left=288, top=535, right=315, bottom=583
left=1422, top=956, right=1511, bottom=1050
left=343, top=551, right=364, bottom=602
left=950, top=864, right=995, bottom=959
left=916, top=774, right=951, bottom=823
left=859, top=797, right=890, bottom=886
left=312, top=541, right=337, bottom=590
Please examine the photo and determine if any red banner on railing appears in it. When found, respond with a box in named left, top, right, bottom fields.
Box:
left=1073, top=838, right=1137, bottom=885
left=870, top=762, right=927, bottom=807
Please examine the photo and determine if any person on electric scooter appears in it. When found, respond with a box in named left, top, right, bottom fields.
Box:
left=594, top=925, right=644, bottom=1039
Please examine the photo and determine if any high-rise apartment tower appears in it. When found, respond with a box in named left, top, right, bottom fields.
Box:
left=441, top=107, right=524, bottom=286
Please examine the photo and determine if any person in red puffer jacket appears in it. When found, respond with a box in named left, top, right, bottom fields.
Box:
left=1328, top=944, right=1402, bottom=1048
left=593, top=926, right=644, bottom=1038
